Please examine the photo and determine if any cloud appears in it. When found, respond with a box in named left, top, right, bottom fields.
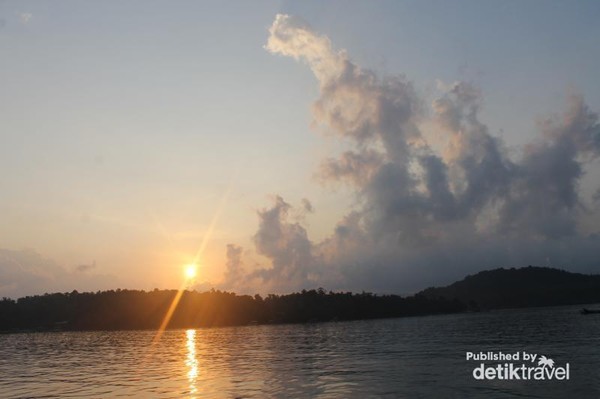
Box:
left=496, top=95, right=600, bottom=239
left=18, top=12, right=32, bottom=25
left=318, top=150, right=384, bottom=187
left=301, top=198, right=314, bottom=213
left=265, top=14, right=347, bottom=85
left=225, top=14, right=600, bottom=294
left=593, top=188, right=600, bottom=204
left=0, top=249, right=117, bottom=298
left=75, top=261, right=97, bottom=273
left=249, top=196, right=321, bottom=292
left=220, top=244, right=244, bottom=289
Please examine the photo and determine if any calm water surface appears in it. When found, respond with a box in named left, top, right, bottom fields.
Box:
left=1, top=304, right=599, bottom=398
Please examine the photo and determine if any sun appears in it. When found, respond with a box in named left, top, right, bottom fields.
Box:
left=184, top=264, right=197, bottom=279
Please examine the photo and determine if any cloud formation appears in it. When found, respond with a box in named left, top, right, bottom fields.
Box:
left=249, top=196, right=320, bottom=292
left=227, top=14, right=600, bottom=294
left=220, top=244, right=244, bottom=290
left=0, top=249, right=117, bottom=298
left=18, top=12, right=32, bottom=25
left=76, top=261, right=97, bottom=273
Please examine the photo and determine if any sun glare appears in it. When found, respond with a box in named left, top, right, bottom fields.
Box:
left=184, top=264, right=197, bottom=280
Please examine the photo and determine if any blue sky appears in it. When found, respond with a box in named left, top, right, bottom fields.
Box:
left=1, top=1, right=599, bottom=297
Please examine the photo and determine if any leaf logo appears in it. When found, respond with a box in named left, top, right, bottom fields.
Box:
left=538, top=355, right=555, bottom=368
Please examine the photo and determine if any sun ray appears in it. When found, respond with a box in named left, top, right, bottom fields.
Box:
left=151, top=283, right=186, bottom=345
left=150, top=170, right=238, bottom=346
left=190, top=181, right=235, bottom=267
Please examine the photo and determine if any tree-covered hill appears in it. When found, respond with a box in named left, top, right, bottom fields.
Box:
left=420, top=266, right=600, bottom=310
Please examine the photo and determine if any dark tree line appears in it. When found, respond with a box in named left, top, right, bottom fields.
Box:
left=3, top=266, right=597, bottom=332
left=0, top=288, right=466, bottom=332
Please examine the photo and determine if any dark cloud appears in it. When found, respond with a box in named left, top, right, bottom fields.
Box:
left=301, top=198, right=314, bottom=213
left=76, top=261, right=96, bottom=273
left=498, top=95, right=600, bottom=239
left=593, top=188, right=600, bottom=204
left=249, top=196, right=321, bottom=292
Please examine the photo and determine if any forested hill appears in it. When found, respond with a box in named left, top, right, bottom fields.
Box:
left=420, top=266, right=600, bottom=310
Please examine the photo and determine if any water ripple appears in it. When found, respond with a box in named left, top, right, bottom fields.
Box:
left=1, top=304, right=599, bottom=397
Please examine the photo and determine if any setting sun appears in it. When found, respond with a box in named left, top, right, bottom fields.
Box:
left=184, top=264, right=197, bottom=279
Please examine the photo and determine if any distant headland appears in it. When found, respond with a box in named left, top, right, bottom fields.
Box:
left=1, top=266, right=599, bottom=332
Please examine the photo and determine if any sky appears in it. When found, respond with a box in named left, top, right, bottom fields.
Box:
left=1, top=0, right=600, bottom=298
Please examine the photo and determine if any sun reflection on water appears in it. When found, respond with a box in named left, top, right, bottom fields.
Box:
left=186, top=329, right=198, bottom=397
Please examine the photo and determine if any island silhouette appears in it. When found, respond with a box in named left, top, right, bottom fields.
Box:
left=1, top=266, right=599, bottom=332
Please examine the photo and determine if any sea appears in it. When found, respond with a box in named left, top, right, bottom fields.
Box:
left=1, top=304, right=599, bottom=398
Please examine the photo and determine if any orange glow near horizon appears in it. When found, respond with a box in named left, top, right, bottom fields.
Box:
left=151, top=175, right=236, bottom=346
